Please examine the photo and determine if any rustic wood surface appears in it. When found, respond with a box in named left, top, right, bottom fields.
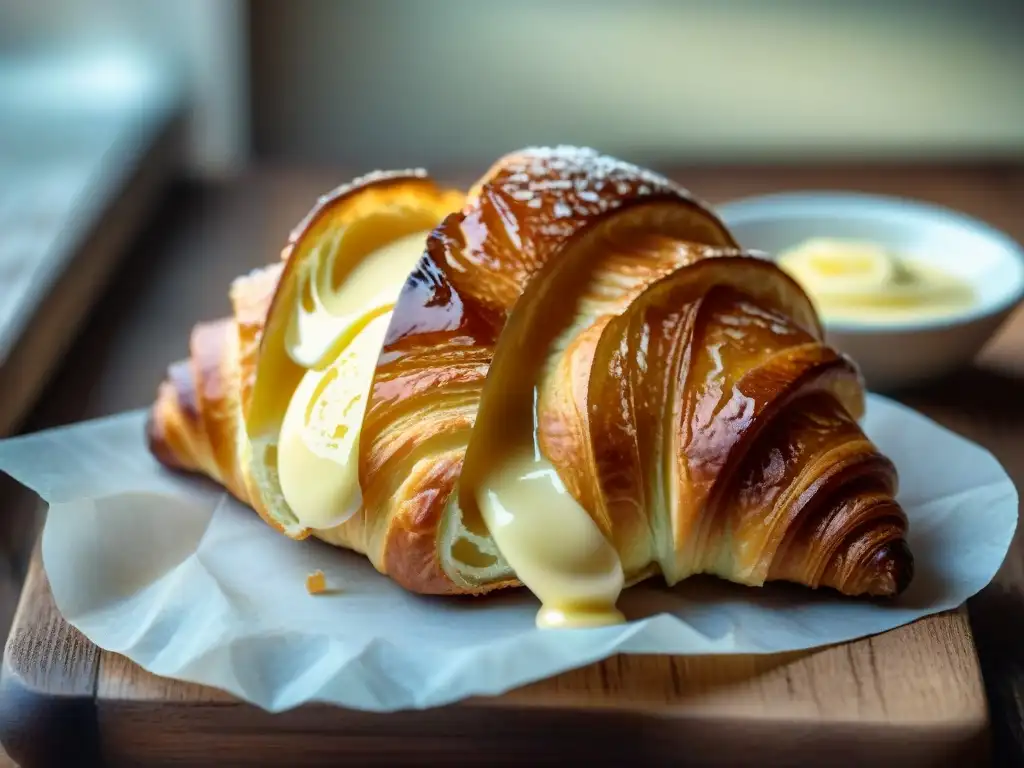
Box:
left=3, top=162, right=1024, bottom=767
left=2, top=558, right=990, bottom=767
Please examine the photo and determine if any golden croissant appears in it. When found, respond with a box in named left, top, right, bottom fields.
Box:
left=148, top=147, right=912, bottom=627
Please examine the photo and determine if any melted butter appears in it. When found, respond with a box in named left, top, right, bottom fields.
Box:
left=477, top=437, right=626, bottom=629
left=275, top=227, right=430, bottom=530
left=463, top=215, right=632, bottom=629
left=277, top=312, right=391, bottom=530
left=286, top=230, right=430, bottom=369
left=777, top=238, right=975, bottom=324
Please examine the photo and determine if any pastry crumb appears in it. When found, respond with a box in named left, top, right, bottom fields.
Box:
left=306, top=570, right=327, bottom=595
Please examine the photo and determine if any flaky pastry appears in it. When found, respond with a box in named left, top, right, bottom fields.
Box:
left=149, top=147, right=913, bottom=623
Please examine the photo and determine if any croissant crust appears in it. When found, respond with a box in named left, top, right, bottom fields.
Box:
left=148, top=146, right=913, bottom=601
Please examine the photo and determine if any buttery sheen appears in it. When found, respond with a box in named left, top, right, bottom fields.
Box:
left=465, top=234, right=629, bottom=628
left=277, top=312, right=391, bottom=530
left=277, top=230, right=429, bottom=529
left=286, top=230, right=431, bottom=369
left=278, top=223, right=627, bottom=628
left=777, top=238, right=975, bottom=324
left=477, top=441, right=626, bottom=629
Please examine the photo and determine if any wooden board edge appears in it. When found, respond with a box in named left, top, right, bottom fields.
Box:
left=0, top=658, right=102, bottom=768
left=0, top=545, right=102, bottom=768
left=967, top=581, right=1024, bottom=765
left=3, top=547, right=993, bottom=767
left=93, top=696, right=990, bottom=768
left=90, top=607, right=990, bottom=768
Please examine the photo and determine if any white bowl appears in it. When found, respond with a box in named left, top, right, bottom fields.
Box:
left=715, top=192, right=1024, bottom=391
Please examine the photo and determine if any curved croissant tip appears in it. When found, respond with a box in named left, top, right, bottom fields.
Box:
left=869, top=539, right=915, bottom=597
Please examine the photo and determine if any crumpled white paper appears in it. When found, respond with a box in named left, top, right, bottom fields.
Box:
left=0, top=395, right=1015, bottom=713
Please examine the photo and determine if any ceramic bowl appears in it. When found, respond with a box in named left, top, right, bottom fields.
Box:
left=716, top=192, right=1024, bottom=391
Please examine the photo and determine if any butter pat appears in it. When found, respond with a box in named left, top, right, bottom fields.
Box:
left=778, top=238, right=975, bottom=324
left=277, top=312, right=391, bottom=531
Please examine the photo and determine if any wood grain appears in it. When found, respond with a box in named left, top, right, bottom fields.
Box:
left=94, top=606, right=985, bottom=724
left=4, top=162, right=1024, bottom=766
left=3, top=549, right=989, bottom=767
left=0, top=544, right=101, bottom=767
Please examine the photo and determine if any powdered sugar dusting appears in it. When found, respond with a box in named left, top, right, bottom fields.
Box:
left=492, top=145, right=684, bottom=223
left=442, top=146, right=721, bottom=311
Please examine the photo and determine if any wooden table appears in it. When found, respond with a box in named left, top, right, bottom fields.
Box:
left=3, top=163, right=1024, bottom=766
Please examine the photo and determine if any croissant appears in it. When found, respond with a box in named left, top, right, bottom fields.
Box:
left=149, top=147, right=913, bottom=627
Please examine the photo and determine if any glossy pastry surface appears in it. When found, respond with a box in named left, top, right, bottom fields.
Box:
left=148, top=146, right=913, bottom=628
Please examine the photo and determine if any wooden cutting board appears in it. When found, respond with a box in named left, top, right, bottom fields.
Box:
left=0, top=545, right=989, bottom=768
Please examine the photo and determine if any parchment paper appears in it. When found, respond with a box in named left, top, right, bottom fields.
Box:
left=0, top=395, right=1015, bottom=713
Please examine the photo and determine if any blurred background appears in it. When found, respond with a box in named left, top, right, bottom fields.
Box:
left=2, top=0, right=1022, bottom=394
left=1, top=0, right=1024, bottom=751
left=4, top=0, right=1024, bottom=177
